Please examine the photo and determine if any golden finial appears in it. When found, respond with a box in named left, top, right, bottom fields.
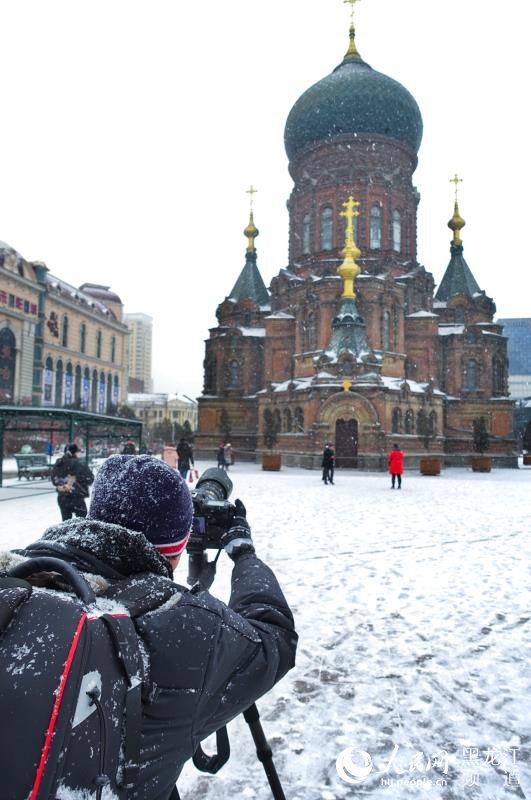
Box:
left=448, top=174, right=465, bottom=245
left=244, top=186, right=259, bottom=253
left=338, top=196, right=362, bottom=299
left=343, top=0, right=361, bottom=60
left=342, top=379, right=353, bottom=392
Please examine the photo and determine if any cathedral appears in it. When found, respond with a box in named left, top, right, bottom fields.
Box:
left=195, top=14, right=515, bottom=469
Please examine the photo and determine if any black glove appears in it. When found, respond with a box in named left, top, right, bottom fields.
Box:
left=220, top=499, right=255, bottom=560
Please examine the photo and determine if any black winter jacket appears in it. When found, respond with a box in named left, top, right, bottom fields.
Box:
left=51, top=454, right=94, bottom=497
left=16, top=519, right=297, bottom=800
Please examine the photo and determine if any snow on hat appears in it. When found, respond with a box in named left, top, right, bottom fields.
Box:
left=89, top=455, right=193, bottom=558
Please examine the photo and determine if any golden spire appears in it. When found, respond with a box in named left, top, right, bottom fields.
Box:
left=343, top=0, right=361, bottom=60
left=338, top=195, right=362, bottom=299
left=244, top=185, right=259, bottom=253
left=448, top=174, right=465, bottom=245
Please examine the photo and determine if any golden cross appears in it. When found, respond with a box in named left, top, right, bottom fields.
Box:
left=344, top=0, right=361, bottom=26
left=340, top=195, right=360, bottom=227
left=246, top=185, right=258, bottom=209
left=450, top=173, right=463, bottom=202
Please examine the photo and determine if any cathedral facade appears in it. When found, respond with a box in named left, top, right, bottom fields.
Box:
left=196, top=21, right=515, bottom=469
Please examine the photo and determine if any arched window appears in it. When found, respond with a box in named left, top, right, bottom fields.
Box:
left=75, top=365, right=82, bottom=405
left=107, top=374, right=113, bottom=410
left=370, top=205, right=382, bottom=249
left=429, top=411, right=437, bottom=436
left=283, top=408, right=292, bottom=433
left=91, top=369, right=98, bottom=411
left=416, top=409, right=426, bottom=437
left=64, top=362, right=73, bottom=406
left=404, top=409, right=414, bottom=434
left=80, top=323, right=86, bottom=354
left=294, top=406, right=304, bottom=432
left=96, top=330, right=102, bottom=359
left=205, top=355, right=217, bottom=394
left=306, top=311, right=317, bottom=351
left=62, top=315, right=69, bottom=348
left=382, top=310, right=391, bottom=351
left=492, top=357, right=504, bottom=396
left=83, top=367, right=90, bottom=410
left=302, top=213, right=311, bottom=255
left=43, top=356, right=54, bottom=404
left=274, top=408, right=282, bottom=433
left=55, top=359, right=64, bottom=407
left=466, top=359, right=478, bottom=391
left=455, top=306, right=465, bottom=324
left=0, top=328, right=16, bottom=402
left=320, top=207, right=333, bottom=251
left=111, top=335, right=116, bottom=364
left=228, top=360, right=239, bottom=387
left=391, top=407, right=402, bottom=434
left=392, top=210, right=401, bottom=252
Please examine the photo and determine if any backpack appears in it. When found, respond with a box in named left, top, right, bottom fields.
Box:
left=0, top=556, right=177, bottom=800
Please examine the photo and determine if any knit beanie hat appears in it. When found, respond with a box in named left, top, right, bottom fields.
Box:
left=89, top=455, right=193, bottom=558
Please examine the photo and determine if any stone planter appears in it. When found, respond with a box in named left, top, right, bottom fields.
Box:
left=419, top=457, right=441, bottom=476
left=522, top=454, right=531, bottom=466
left=262, top=453, right=282, bottom=471
left=472, top=455, right=492, bottom=473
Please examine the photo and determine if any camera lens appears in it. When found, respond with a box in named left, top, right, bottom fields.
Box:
left=195, top=467, right=233, bottom=502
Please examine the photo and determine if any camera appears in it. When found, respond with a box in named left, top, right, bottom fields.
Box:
left=187, top=468, right=235, bottom=587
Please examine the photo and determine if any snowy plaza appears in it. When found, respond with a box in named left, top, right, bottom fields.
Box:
left=0, top=461, right=529, bottom=799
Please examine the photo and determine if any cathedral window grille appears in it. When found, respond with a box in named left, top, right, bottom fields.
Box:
left=455, top=305, right=465, bottom=324
left=96, top=330, right=102, bottom=359
left=243, top=310, right=252, bottom=327
left=283, top=408, right=293, bottom=432
left=302, top=213, right=311, bottom=255
left=404, top=409, right=414, bottom=434
left=80, top=323, right=86, bottom=354
left=370, top=205, right=382, bottom=249
left=382, top=310, right=391, bottom=351
left=320, top=207, right=333, bottom=251
left=274, top=408, right=282, bottom=433
left=492, top=357, right=504, bottom=396
left=307, top=311, right=317, bottom=351
left=416, top=409, right=426, bottom=436
left=205, top=355, right=217, bottom=394
left=62, top=315, right=69, bottom=348
left=55, top=359, right=64, bottom=407
left=429, top=411, right=437, bottom=436
left=228, top=359, right=239, bottom=387
left=294, top=406, right=304, bottom=432
left=466, top=359, right=478, bottom=391
left=392, top=210, right=401, bottom=252
left=391, top=407, right=401, bottom=434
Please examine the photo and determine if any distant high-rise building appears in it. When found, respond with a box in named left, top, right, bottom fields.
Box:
left=125, top=313, right=153, bottom=393
left=497, top=318, right=531, bottom=399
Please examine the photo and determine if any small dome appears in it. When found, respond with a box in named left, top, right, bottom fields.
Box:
left=284, top=50, right=423, bottom=161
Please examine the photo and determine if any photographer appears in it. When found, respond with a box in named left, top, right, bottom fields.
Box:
left=16, top=455, right=297, bottom=799
left=51, top=442, right=94, bottom=520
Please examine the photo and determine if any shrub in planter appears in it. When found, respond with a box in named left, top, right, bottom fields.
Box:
left=262, top=408, right=281, bottom=471
left=417, top=410, right=441, bottom=476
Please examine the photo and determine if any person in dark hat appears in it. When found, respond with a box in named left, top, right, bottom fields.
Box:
left=322, top=442, right=335, bottom=485
left=20, top=455, right=297, bottom=798
left=51, top=443, right=94, bottom=520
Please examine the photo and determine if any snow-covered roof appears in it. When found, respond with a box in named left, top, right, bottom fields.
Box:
left=237, top=327, right=266, bottom=337
left=433, top=300, right=447, bottom=309
left=265, top=311, right=295, bottom=320
left=46, top=273, right=111, bottom=316
left=407, top=310, right=439, bottom=319
left=438, top=324, right=465, bottom=336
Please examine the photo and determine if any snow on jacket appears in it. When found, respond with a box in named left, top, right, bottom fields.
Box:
left=388, top=448, right=404, bottom=475
left=51, top=454, right=94, bottom=497
left=6, top=518, right=297, bottom=800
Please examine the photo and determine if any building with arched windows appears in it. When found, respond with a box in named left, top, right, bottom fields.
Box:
left=1, top=242, right=129, bottom=411
left=196, top=16, right=515, bottom=468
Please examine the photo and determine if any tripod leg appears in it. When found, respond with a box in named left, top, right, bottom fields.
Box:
left=243, top=704, right=287, bottom=800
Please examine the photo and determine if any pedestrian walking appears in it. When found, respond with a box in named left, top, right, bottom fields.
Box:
left=224, top=442, right=233, bottom=471
left=177, top=437, right=194, bottom=479
left=322, top=442, right=335, bottom=484
left=51, top=443, right=94, bottom=519
left=217, top=442, right=227, bottom=470
left=388, top=443, right=404, bottom=489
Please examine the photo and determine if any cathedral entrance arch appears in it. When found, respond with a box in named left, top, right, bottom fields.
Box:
left=335, top=418, right=358, bottom=468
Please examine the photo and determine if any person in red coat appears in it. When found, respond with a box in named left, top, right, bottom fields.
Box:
left=388, top=443, right=404, bottom=489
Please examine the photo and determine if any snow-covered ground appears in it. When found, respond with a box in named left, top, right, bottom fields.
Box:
left=1, top=462, right=530, bottom=799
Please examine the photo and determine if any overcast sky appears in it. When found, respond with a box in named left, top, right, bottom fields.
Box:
left=1, top=1, right=528, bottom=398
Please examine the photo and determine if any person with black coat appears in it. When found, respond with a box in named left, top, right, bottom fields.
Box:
left=322, top=443, right=335, bottom=485
left=176, top=437, right=194, bottom=479
left=51, top=443, right=94, bottom=520
left=17, top=455, right=297, bottom=799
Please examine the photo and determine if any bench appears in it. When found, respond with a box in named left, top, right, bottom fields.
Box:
left=14, top=454, right=53, bottom=481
